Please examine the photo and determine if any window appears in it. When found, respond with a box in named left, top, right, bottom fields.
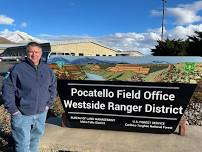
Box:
left=71, top=53, right=75, bottom=56
left=103, top=54, right=106, bottom=56
left=96, top=54, right=100, bottom=56
left=65, top=53, right=70, bottom=55
left=79, top=53, right=84, bottom=56
left=48, top=52, right=56, bottom=58
left=57, top=53, right=64, bottom=55
left=51, top=52, right=56, bottom=55
left=120, top=54, right=128, bottom=56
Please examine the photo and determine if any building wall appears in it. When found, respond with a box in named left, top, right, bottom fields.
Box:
left=51, top=41, right=117, bottom=56
left=0, top=49, right=4, bottom=54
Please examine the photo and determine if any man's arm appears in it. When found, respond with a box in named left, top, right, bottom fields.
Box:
left=46, top=69, right=57, bottom=108
left=2, top=69, right=19, bottom=114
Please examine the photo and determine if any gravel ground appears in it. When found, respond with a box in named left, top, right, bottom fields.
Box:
left=185, top=102, right=202, bottom=126
left=39, top=122, right=202, bottom=152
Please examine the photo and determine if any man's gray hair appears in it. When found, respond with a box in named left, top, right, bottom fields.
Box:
left=26, top=42, right=42, bottom=52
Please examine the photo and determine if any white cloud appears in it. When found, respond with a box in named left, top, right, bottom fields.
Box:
left=178, top=1, right=202, bottom=11
left=37, top=34, right=93, bottom=42
left=148, top=27, right=166, bottom=35
left=167, top=24, right=202, bottom=39
left=20, top=22, right=27, bottom=28
left=151, top=1, right=202, bottom=25
left=0, top=28, right=10, bottom=34
left=94, top=24, right=202, bottom=55
left=167, top=7, right=201, bottom=25
left=97, top=32, right=161, bottom=55
left=0, top=14, right=14, bottom=25
left=150, top=10, right=162, bottom=16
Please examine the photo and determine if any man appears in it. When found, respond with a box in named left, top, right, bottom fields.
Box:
left=2, top=42, right=57, bottom=152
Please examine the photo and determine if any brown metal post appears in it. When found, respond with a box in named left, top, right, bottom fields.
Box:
left=61, top=113, right=67, bottom=127
left=178, top=116, right=189, bottom=136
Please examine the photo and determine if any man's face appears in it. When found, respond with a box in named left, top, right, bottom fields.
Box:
left=27, top=46, right=42, bottom=65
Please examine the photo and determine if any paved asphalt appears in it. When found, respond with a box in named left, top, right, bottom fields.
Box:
left=40, top=117, right=202, bottom=152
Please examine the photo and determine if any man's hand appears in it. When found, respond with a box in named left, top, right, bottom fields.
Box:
left=45, top=106, right=49, bottom=111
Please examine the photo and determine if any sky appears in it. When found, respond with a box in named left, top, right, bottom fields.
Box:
left=1, top=0, right=202, bottom=54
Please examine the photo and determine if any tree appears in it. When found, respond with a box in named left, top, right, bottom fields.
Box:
left=187, top=31, right=202, bottom=56
left=151, top=38, right=188, bottom=56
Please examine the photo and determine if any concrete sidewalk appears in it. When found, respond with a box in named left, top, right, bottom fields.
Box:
left=39, top=117, right=202, bottom=152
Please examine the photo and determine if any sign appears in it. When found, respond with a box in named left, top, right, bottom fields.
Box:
left=50, top=56, right=202, bottom=133
left=57, top=80, right=196, bottom=134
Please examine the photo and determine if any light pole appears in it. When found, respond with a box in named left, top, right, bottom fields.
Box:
left=161, top=0, right=167, bottom=41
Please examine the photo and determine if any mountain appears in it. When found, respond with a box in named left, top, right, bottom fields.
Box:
left=48, top=56, right=119, bottom=64
left=151, top=60, right=170, bottom=64
left=47, top=56, right=71, bottom=64
left=71, top=57, right=116, bottom=64
left=0, top=36, right=14, bottom=44
left=0, top=30, right=45, bottom=43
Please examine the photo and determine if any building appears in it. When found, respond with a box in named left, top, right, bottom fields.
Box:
left=50, top=41, right=117, bottom=56
left=0, top=40, right=143, bottom=59
left=50, top=40, right=143, bottom=56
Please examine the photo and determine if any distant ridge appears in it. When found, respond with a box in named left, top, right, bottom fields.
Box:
left=0, top=36, right=15, bottom=44
left=0, top=30, right=44, bottom=43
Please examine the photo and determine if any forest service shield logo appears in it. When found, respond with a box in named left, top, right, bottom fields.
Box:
left=184, top=63, right=195, bottom=73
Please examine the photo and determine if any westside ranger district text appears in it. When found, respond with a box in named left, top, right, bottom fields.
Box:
left=63, top=100, right=183, bottom=114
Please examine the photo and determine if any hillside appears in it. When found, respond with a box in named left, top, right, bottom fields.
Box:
left=0, top=36, right=14, bottom=44
left=0, top=30, right=43, bottom=43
